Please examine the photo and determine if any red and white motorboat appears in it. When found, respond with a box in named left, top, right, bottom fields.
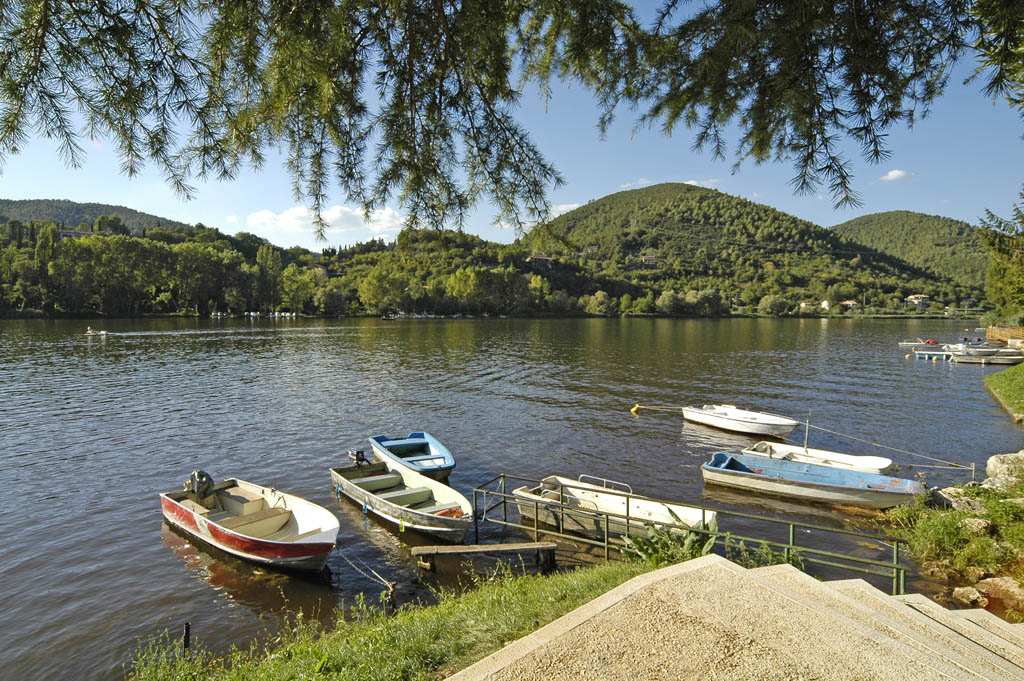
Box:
left=160, top=471, right=339, bottom=572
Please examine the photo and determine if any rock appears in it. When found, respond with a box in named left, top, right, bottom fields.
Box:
left=951, top=496, right=988, bottom=515
left=986, top=451, right=1024, bottom=481
left=920, top=561, right=951, bottom=581
left=952, top=586, right=989, bottom=608
left=1002, top=498, right=1024, bottom=508
left=931, top=487, right=963, bottom=508
left=961, top=566, right=992, bottom=583
left=976, top=576, right=1024, bottom=611
left=958, top=517, right=992, bottom=535
left=981, top=476, right=1017, bottom=492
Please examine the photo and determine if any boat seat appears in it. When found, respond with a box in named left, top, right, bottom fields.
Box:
left=218, top=506, right=290, bottom=530
left=377, top=486, right=432, bottom=506
left=414, top=502, right=462, bottom=515
left=265, top=527, right=326, bottom=543
left=353, top=472, right=403, bottom=491
left=404, top=454, right=445, bottom=463
left=179, top=498, right=210, bottom=516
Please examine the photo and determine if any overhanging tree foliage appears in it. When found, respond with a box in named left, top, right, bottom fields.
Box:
left=2, top=1, right=1023, bottom=231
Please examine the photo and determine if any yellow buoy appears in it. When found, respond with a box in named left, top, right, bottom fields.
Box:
left=905, top=353, right=911, bottom=359
left=630, top=404, right=640, bottom=416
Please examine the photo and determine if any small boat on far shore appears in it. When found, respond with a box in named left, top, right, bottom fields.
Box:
left=897, top=337, right=937, bottom=348
left=701, top=453, right=924, bottom=509
left=160, top=471, right=339, bottom=572
left=951, top=353, right=1024, bottom=365
left=682, top=404, right=799, bottom=438
left=368, top=431, right=455, bottom=481
left=741, top=441, right=894, bottom=474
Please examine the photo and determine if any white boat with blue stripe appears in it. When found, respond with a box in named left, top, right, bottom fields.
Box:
left=368, top=431, right=456, bottom=481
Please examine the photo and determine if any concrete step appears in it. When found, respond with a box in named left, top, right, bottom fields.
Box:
left=753, top=565, right=987, bottom=681
left=894, top=594, right=1024, bottom=670
left=956, top=609, right=1024, bottom=651
left=831, top=579, right=1023, bottom=681
left=451, top=554, right=959, bottom=681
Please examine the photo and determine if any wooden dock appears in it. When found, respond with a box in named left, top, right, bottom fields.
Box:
left=410, top=541, right=557, bottom=572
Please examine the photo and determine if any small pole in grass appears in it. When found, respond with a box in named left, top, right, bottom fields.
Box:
left=182, top=622, right=190, bottom=656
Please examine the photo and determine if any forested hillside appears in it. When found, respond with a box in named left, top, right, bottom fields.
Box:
left=530, top=184, right=981, bottom=311
left=1, top=189, right=985, bottom=318
left=0, top=199, right=192, bottom=232
left=831, top=211, right=987, bottom=288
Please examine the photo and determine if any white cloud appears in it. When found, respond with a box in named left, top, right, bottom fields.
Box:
left=684, top=178, right=720, bottom=188
left=242, top=204, right=404, bottom=248
left=551, top=203, right=580, bottom=217
left=224, top=215, right=237, bottom=224
left=880, top=169, right=909, bottom=182
left=620, top=178, right=653, bottom=190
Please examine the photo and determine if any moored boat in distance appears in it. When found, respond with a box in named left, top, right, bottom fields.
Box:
left=701, top=453, right=925, bottom=509
left=160, top=471, right=340, bottom=572
left=513, top=474, right=714, bottom=539
left=330, top=456, right=471, bottom=542
left=897, top=337, right=937, bottom=348
left=950, top=352, right=1024, bottom=365
left=682, top=404, right=799, bottom=438
left=741, top=441, right=895, bottom=474
left=368, top=431, right=455, bottom=481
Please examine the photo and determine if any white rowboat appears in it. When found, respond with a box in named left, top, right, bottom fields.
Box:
left=682, top=404, right=799, bottom=438
left=741, top=441, right=895, bottom=474
left=513, top=475, right=714, bottom=539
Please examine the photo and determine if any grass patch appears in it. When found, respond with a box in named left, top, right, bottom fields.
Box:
left=885, top=483, right=1024, bottom=582
left=127, top=560, right=648, bottom=681
left=985, top=362, right=1024, bottom=416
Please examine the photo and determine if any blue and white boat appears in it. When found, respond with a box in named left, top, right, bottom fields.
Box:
left=368, top=431, right=456, bottom=482
left=701, top=452, right=924, bottom=509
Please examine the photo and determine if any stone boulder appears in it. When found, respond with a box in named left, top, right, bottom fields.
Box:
left=952, top=586, right=989, bottom=608
left=982, top=477, right=1018, bottom=492
left=976, top=576, right=1024, bottom=612
left=986, top=451, right=1024, bottom=481
left=958, top=518, right=992, bottom=536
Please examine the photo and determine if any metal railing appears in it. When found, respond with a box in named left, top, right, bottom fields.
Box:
left=473, top=474, right=908, bottom=595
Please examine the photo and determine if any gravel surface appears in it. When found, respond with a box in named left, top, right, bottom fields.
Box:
left=470, top=562, right=944, bottom=681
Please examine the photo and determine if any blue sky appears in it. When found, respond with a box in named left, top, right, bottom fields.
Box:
left=2, top=61, right=1021, bottom=252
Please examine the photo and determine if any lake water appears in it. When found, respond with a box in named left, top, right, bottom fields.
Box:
left=2, top=317, right=1021, bottom=680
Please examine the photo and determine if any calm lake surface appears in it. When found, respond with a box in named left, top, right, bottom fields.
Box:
left=3, top=317, right=1022, bottom=680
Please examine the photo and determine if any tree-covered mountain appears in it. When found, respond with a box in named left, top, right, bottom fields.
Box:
left=1, top=187, right=986, bottom=318
left=831, top=211, right=987, bottom=288
left=529, top=183, right=980, bottom=310
left=0, top=199, right=193, bottom=232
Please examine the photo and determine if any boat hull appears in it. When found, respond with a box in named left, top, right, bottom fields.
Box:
left=701, top=453, right=923, bottom=509
left=682, top=405, right=799, bottom=438
left=330, top=462, right=470, bottom=542
left=513, top=475, right=714, bottom=540
left=159, top=480, right=338, bottom=571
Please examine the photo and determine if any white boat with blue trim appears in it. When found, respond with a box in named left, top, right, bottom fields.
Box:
left=701, top=453, right=924, bottom=509
left=368, top=431, right=455, bottom=481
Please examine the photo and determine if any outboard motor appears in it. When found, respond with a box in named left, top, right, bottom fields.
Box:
left=186, top=470, right=215, bottom=498
left=347, top=449, right=368, bottom=466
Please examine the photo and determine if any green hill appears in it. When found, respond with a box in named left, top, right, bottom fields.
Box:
left=529, top=183, right=980, bottom=309
left=831, top=211, right=987, bottom=288
left=0, top=198, right=193, bottom=232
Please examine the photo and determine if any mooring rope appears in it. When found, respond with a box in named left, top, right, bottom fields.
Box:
left=334, top=547, right=397, bottom=611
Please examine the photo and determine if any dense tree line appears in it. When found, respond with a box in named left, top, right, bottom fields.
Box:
left=832, top=212, right=988, bottom=288
left=0, top=186, right=987, bottom=319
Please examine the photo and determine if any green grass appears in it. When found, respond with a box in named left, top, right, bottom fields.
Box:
left=985, top=362, right=1024, bottom=415
left=885, top=483, right=1024, bottom=584
left=127, top=561, right=648, bottom=681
